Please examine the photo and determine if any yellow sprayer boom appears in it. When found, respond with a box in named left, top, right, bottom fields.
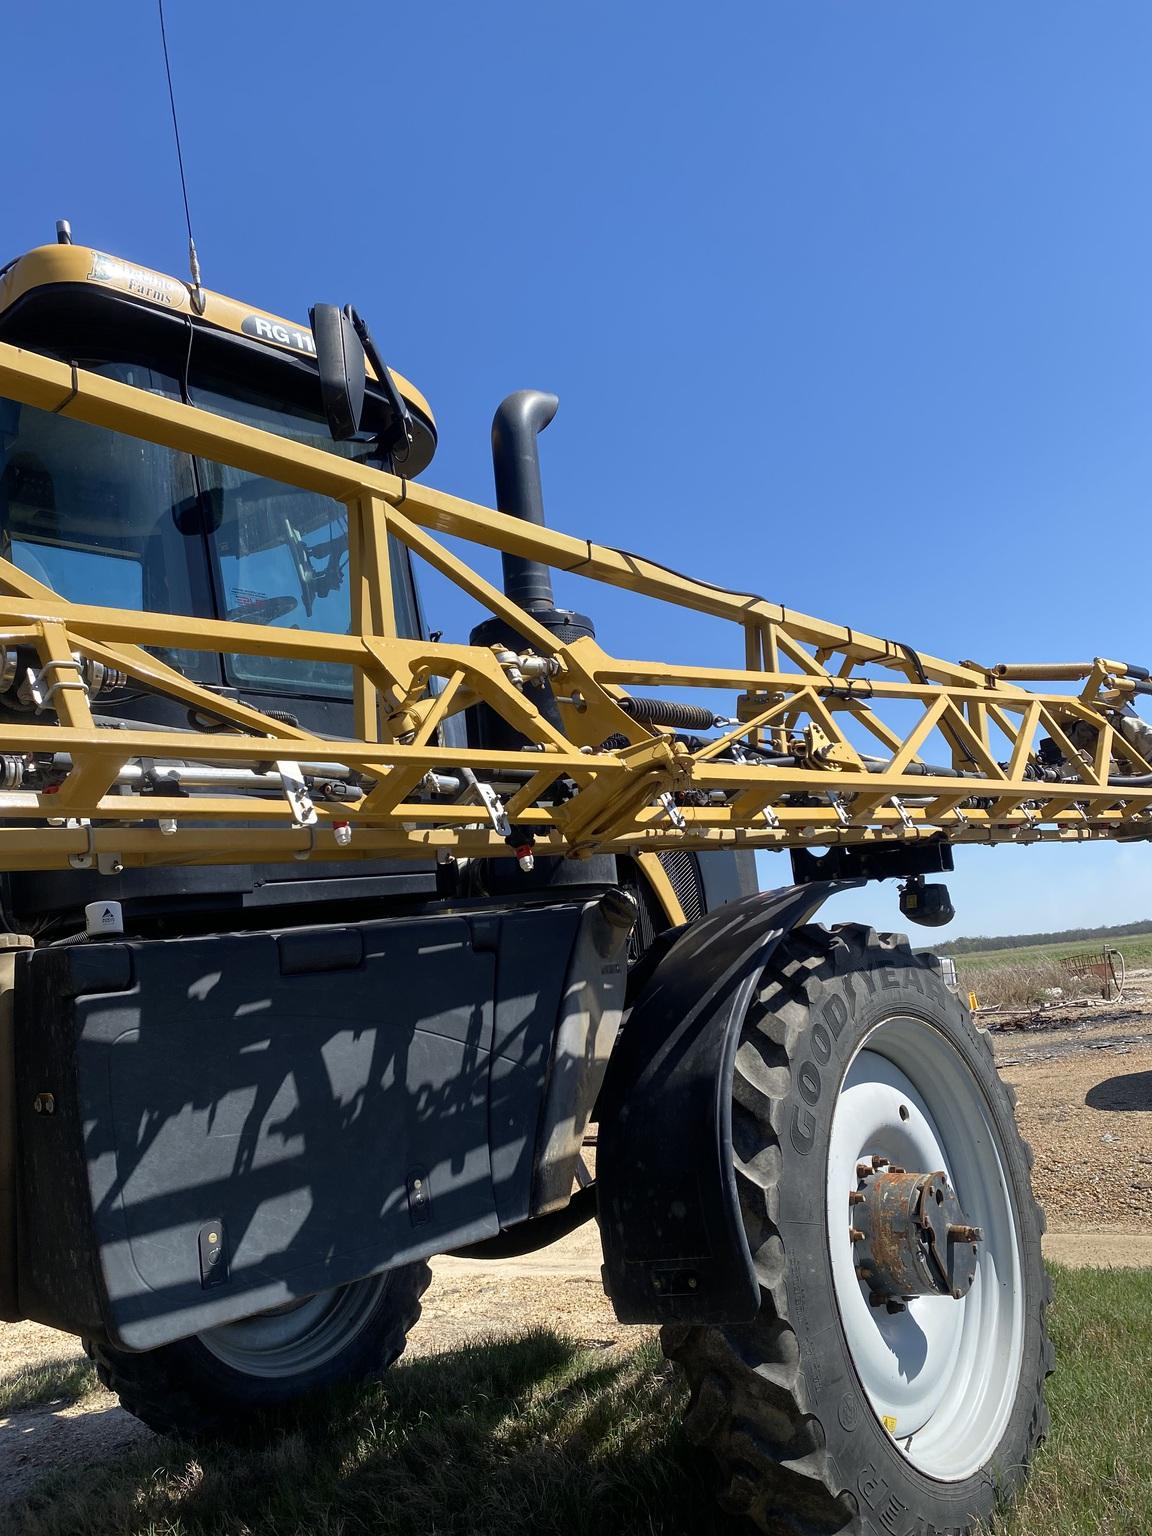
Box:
left=0, top=336, right=1146, bottom=878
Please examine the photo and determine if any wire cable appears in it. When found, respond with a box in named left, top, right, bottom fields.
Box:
left=157, top=0, right=205, bottom=309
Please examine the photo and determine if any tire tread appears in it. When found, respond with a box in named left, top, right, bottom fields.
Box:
left=661, top=923, right=1051, bottom=1536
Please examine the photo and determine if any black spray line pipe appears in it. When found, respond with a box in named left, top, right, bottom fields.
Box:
left=492, top=389, right=560, bottom=613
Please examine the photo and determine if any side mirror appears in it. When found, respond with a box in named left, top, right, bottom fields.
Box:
left=309, top=303, right=366, bottom=441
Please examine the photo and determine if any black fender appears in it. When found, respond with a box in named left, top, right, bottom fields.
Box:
left=596, top=881, right=859, bottom=1324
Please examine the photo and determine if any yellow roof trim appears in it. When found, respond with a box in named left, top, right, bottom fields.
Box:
left=0, top=243, right=436, bottom=467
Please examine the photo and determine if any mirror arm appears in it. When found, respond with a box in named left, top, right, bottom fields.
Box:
left=345, top=306, right=415, bottom=463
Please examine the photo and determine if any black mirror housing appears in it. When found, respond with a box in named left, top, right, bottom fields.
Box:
left=309, top=304, right=366, bottom=441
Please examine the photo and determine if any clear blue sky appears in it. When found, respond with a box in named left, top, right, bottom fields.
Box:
left=4, top=2, right=1151, bottom=940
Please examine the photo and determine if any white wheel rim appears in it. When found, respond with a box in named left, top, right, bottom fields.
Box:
left=197, top=1275, right=389, bottom=1378
left=826, top=1016, right=1025, bottom=1481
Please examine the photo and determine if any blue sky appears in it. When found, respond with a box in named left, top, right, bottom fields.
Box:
left=4, top=2, right=1151, bottom=939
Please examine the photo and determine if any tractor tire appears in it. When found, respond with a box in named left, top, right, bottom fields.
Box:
left=85, top=1262, right=430, bottom=1439
left=663, top=923, right=1052, bottom=1536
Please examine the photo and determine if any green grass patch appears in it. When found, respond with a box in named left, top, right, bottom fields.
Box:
left=0, top=1353, right=97, bottom=1416
left=958, top=932, right=1152, bottom=975
left=952, top=930, right=1152, bottom=1006
left=990, top=1266, right=1152, bottom=1536
left=9, top=1270, right=1152, bottom=1536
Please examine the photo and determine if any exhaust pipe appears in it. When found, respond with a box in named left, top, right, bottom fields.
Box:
left=464, top=389, right=615, bottom=890
left=479, top=389, right=595, bottom=645
left=492, top=390, right=559, bottom=614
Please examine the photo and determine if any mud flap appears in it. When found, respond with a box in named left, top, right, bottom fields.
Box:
left=596, top=881, right=857, bottom=1324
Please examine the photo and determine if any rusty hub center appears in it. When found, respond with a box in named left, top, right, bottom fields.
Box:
left=849, top=1156, right=982, bottom=1313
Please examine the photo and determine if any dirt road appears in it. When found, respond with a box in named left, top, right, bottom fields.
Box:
left=2, top=976, right=1149, bottom=1514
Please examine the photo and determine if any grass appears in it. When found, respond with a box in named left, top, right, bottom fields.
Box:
left=0, top=1353, right=97, bottom=1415
left=991, top=1266, right=1152, bottom=1536
left=952, top=930, right=1152, bottom=1007
left=958, top=956, right=1099, bottom=1008
left=957, top=932, right=1152, bottom=977
left=6, top=1267, right=1151, bottom=1536
left=11, top=1328, right=717, bottom=1536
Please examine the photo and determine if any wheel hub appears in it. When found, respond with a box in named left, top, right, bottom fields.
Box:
left=850, top=1155, right=982, bottom=1311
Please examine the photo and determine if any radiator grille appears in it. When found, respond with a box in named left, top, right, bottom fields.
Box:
left=658, top=851, right=706, bottom=924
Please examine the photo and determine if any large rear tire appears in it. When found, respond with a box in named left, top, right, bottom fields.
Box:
left=86, top=1262, right=430, bottom=1439
left=663, top=923, right=1052, bottom=1536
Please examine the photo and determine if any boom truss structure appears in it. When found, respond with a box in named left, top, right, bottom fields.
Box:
left=0, top=338, right=1149, bottom=876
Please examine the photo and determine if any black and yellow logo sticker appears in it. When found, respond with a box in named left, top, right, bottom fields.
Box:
left=240, top=314, right=316, bottom=355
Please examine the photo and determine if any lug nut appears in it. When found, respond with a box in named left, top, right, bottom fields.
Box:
left=871, top=1154, right=890, bottom=1170
left=848, top=1190, right=865, bottom=1206
left=849, top=1227, right=864, bottom=1243
left=948, top=1223, right=983, bottom=1243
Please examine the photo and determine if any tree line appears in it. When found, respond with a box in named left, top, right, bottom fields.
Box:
left=928, top=918, right=1152, bottom=957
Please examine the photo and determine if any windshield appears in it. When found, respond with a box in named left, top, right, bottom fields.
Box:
left=0, top=361, right=422, bottom=700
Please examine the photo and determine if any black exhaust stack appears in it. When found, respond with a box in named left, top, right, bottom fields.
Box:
left=468, top=388, right=595, bottom=739
left=467, top=391, right=614, bottom=890
left=483, top=389, right=595, bottom=644
left=493, top=390, right=560, bottom=613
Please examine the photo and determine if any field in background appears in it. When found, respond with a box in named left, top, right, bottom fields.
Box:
left=956, top=933, right=1152, bottom=975
left=951, top=933, right=1152, bottom=1008
left=5, top=1266, right=1149, bottom=1536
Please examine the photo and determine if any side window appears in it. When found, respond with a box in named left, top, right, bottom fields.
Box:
left=0, top=389, right=213, bottom=679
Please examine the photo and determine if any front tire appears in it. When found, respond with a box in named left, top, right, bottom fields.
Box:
left=86, top=1262, right=430, bottom=1439
left=663, top=923, right=1052, bottom=1536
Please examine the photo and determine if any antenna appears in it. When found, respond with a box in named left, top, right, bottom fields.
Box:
left=157, top=0, right=205, bottom=314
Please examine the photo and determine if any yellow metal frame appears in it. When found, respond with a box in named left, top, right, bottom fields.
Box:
left=0, top=337, right=1148, bottom=875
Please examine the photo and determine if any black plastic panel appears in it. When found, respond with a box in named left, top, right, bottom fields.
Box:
left=15, top=902, right=591, bottom=1349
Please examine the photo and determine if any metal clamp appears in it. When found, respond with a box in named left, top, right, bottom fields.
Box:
left=26, top=659, right=89, bottom=714
left=659, top=792, right=687, bottom=831
left=275, top=760, right=318, bottom=827
left=62, top=820, right=124, bottom=876
left=66, top=819, right=95, bottom=869
left=457, top=767, right=511, bottom=838
left=890, top=796, right=915, bottom=831
left=829, top=792, right=852, bottom=827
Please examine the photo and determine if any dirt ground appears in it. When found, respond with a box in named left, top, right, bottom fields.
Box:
left=990, top=967, right=1152, bottom=1250
left=2, top=974, right=1149, bottom=1514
